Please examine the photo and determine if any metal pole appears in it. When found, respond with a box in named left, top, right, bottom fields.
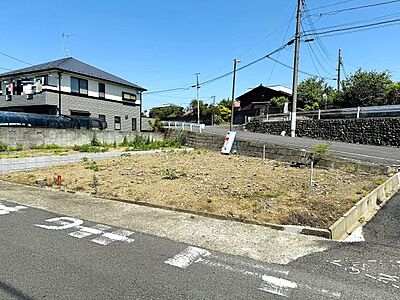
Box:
left=290, top=0, right=303, bottom=138
left=230, top=59, right=239, bottom=132
left=211, top=95, right=216, bottom=126
left=58, top=72, right=62, bottom=116
left=196, top=73, right=200, bottom=124
left=337, top=48, right=342, bottom=91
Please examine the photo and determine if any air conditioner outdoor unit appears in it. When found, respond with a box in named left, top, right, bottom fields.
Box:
left=5, top=95, right=12, bottom=101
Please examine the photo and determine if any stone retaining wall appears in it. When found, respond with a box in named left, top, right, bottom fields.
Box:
left=245, top=118, right=400, bottom=147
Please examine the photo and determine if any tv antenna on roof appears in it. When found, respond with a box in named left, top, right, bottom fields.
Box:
left=62, top=33, right=75, bottom=58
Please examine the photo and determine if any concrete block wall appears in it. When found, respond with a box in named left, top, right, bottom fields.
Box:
left=0, top=127, right=163, bottom=149
left=245, top=118, right=400, bottom=147
left=165, top=130, right=392, bottom=175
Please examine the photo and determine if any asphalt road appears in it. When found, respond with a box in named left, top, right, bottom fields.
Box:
left=203, top=126, right=400, bottom=167
left=1, top=195, right=400, bottom=300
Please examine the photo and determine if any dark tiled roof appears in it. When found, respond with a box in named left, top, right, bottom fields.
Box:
left=0, top=57, right=146, bottom=91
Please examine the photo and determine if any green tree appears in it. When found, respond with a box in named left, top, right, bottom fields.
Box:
left=385, top=82, right=400, bottom=105
left=270, top=96, right=288, bottom=107
left=297, top=77, right=336, bottom=110
left=335, top=69, right=393, bottom=107
left=149, top=105, right=184, bottom=119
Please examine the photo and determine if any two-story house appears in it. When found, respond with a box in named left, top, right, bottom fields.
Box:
left=0, top=57, right=146, bottom=131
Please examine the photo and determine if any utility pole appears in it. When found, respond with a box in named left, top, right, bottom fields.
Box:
left=195, top=73, right=200, bottom=124
left=290, top=0, right=303, bottom=138
left=337, top=48, right=342, bottom=91
left=230, top=59, right=240, bottom=132
left=211, top=96, right=216, bottom=126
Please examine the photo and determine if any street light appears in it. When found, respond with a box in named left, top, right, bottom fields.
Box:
left=230, top=59, right=240, bottom=131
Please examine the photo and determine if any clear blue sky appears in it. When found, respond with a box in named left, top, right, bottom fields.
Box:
left=1, top=0, right=399, bottom=112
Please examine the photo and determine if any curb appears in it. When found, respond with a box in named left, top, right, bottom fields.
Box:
left=329, top=172, right=400, bottom=240
left=7, top=181, right=331, bottom=240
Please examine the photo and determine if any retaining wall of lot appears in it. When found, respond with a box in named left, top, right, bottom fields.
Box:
left=245, top=117, right=400, bottom=147
left=165, top=130, right=394, bottom=175
left=0, top=127, right=163, bottom=148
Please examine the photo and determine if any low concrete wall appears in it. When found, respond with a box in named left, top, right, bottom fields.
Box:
left=245, top=117, right=400, bottom=147
left=329, top=172, right=400, bottom=240
left=166, top=130, right=393, bottom=175
left=0, top=127, right=163, bottom=148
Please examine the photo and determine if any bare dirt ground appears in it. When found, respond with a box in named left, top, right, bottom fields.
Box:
left=0, top=150, right=387, bottom=229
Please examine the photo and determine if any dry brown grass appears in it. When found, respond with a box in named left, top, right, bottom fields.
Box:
left=0, top=149, right=387, bottom=229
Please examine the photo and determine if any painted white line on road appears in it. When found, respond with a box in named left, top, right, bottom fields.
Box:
left=69, top=224, right=111, bottom=238
left=0, top=203, right=27, bottom=215
left=91, top=229, right=135, bottom=245
left=303, top=284, right=341, bottom=299
left=209, top=253, right=290, bottom=276
left=200, top=259, right=264, bottom=278
left=331, top=150, right=400, bottom=164
left=343, top=226, right=365, bottom=243
left=35, top=217, right=135, bottom=246
left=259, top=275, right=298, bottom=297
left=35, top=217, right=83, bottom=230
left=164, top=246, right=211, bottom=269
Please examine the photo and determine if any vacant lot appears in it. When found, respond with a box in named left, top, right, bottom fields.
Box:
left=1, top=150, right=386, bottom=229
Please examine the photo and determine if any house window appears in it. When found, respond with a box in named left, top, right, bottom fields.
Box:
left=98, top=114, right=106, bottom=122
left=71, top=77, right=79, bottom=93
left=132, top=118, right=137, bottom=131
left=114, top=116, right=121, bottom=130
left=70, top=77, right=88, bottom=95
left=122, top=92, right=136, bottom=101
left=99, top=83, right=105, bottom=99
left=44, top=75, right=58, bottom=87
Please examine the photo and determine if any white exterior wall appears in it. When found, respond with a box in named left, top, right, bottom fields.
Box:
left=57, top=72, right=140, bottom=104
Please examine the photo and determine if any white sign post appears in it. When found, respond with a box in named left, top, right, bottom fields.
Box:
left=221, top=131, right=237, bottom=154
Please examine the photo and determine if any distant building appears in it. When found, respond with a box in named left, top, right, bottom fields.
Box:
left=0, top=57, right=146, bottom=131
left=235, top=84, right=292, bottom=123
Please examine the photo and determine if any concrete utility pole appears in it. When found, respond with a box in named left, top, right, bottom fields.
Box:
left=290, top=0, right=303, bottom=138
left=195, top=73, right=200, bottom=124
left=230, top=59, right=240, bottom=132
left=337, top=48, right=342, bottom=91
left=211, top=96, right=216, bottom=126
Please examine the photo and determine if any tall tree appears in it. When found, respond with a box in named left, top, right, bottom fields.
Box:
left=149, top=105, right=184, bottom=119
left=335, top=69, right=393, bottom=107
left=297, top=77, right=336, bottom=110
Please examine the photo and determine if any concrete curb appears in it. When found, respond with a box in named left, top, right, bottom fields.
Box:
left=23, top=186, right=330, bottom=239
left=329, top=172, right=400, bottom=240
left=0, top=148, right=194, bottom=175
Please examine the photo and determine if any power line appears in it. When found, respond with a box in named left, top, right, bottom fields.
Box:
left=307, top=0, right=357, bottom=12
left=314, top=0, right=400, bottom=17
left=303, top=18, right=400, bottom=37
left=0, top=51, right=32, bottom=66
left=0, top=66, right=12, bottom=71
left=266, top=56, right=336, bottom=80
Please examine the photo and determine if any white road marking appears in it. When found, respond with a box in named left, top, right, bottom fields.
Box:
left=343, top=226, right=365, bottom=243
left=259, top=275, right=298, bottom=297
left=200, top=259, right=264, bottom=278
left=0, top=203, right=27, bottom=215
left=69, top=224, right=111, bottom=238
left=91, top=229, right=135, bottom=245
left=35, top=217, right=83, bottom=230
left=209, top=254, right=290, bottom=276
left=35, top=217, right=134, bottom=246
left=164, top=246, right=211, bottom=269
left=303, top=284, right=342, bottom=299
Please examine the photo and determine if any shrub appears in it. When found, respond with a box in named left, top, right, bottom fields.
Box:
left=91, top=133, right=100, bottom=147
left=0, top=142, right=7, bottom=152
left=30, top=143, right=60, bottom=150
left=73, top=144, right=108, bottom=153
left=8, top=145, right=23, bottom=151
